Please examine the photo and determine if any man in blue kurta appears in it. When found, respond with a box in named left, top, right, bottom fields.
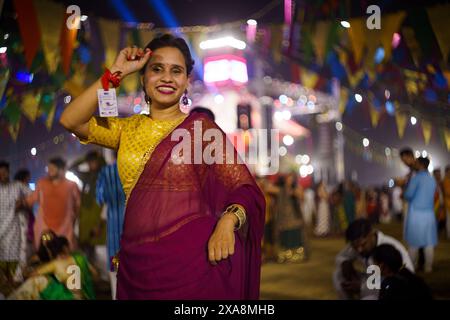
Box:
left=96, top=160, right=125, bottom=300
left=404, top=157, right=438, bottom=273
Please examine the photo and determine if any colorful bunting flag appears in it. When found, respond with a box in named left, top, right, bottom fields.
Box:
left=13, top=0, right=41, bottom=69
left=60, top=11, right=78, bottom=74
left=98, top=18, right=121, bottom=68
left=34, top=0, right=65, bottom=73
left=21, top=91, right=41, bottom=123
left=8, top=121, right=21, bottom=142
left=421, top=120, right=432, bottom=145
left=395, top=111, right=407, bottom=138
left=427, top=4, right=450, bottom=65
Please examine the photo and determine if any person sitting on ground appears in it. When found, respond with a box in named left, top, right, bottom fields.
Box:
left=8, top=231, right=96, bottom=300
left=333, top=218, right=414, bottom=300
left=373, top=244, right=432, bottom=300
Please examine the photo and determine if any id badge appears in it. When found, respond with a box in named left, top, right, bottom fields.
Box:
left=97, top=88, right=118, bottom=117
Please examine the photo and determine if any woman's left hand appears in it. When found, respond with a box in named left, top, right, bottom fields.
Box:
left=207, top=214, right=237, bottom=265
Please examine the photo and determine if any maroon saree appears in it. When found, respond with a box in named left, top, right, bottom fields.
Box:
left=116, top=112, right=265, bottom=299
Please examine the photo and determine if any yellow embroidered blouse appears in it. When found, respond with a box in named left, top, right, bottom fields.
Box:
left=80, top=114, right=187, bottom=200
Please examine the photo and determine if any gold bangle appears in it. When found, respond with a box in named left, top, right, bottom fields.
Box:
left=222, top=204, right=247, bottom=230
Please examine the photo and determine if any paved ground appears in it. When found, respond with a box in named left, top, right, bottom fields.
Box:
left=260, top=221, right=450, bottom=300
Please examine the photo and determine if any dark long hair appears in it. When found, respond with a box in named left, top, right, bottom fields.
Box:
left=37, top=231, right=69, bottom=263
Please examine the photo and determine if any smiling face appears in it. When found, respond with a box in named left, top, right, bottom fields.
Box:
left=142, top=46, right=189, bottom=109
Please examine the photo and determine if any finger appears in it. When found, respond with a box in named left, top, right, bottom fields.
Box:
left=136, top=48, right=145, bottom=58
left=222, top=246, right=229, bottom=260
left=208, top=243, right=217, bottom=265
left=228, top=241, right=235, bottom=256
left=130, top=47, right=138, bottom=60
left=121, top=47, right=132, bottom=60
left=214, top=246, right=222, bottom=262
left=135, top=50, right=152, bottom=69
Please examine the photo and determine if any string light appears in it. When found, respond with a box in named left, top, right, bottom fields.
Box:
left=363, top=138, right=370, bottom=147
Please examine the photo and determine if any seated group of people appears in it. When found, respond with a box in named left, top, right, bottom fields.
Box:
left=7, top=230, right=96, bottom=300
left=334, top=219, right=432, bottom=300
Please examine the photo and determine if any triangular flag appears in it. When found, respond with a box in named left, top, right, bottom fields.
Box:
left=299, top=67, right=319, bottom=89
left=34, top=0, right=65, bottom=73
left=8, top=121, right=21, bottom=142
left=63, top=65, right=86, bottom=97
left=21, top=91, right=41, bottom=123
left=0, top=69, right=9, bottom=101
left=402, top=26, right=422, bottom=67
left=347, top=18, right=366, bottom=65
left=339, top=87, right=349, bottom=114
left=2, top=100, right=21, bottom=125
left=13, top=0, right=41, bottom=69
left=60, top=12, right=78, bottom=74
left=45, top=104, right=56, bottom=131
left=347, top=69, right=365, bottom=88
left=444, top=128, right=450, bottom=151
left=39, top=92, right=55, bottom=115
left=395, top=112, right=407, bottom=138
left=312, top=21, right=331, bottom=65
left=427, top=5, right=450, bottom=65
left=421, top=120, right=432, bottom=145
left=369, top=105, right=380, bottom=128
left=98, top=18, right=121, bottom=68
left=362, top=12, right=406, bottom=67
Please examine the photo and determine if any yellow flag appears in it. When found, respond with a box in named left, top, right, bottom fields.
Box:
left=21, top=92, right=40, bottom=123
left=300, top=67, right=319, bottom=89
left=395, top=112, right=407, bottom=138
left=98, top=18, right=120, bottom=68
left=347, top=69, right=365, bottom=88
left=347, top=18, right=365, bottom=65
left=443, top=128, right=450, bottom=151
left=369, top=105, right=380, bottom=128
left=421, top=120, right=432, bottom=145
left=8, top=121, right=20, bottom=142
left=312, top=21, right=330, bottom=65
left=402, top=26, right=421, bottom=67
left=427, top=5, right=450, bottom=67
left=45, top=105, right=56, bottom=131
left=34, top=0, right=64, bottom=73
left=348, top=12, right=405, bottom=67
left=63, top=66, right=86, bottom=97
left=371, top=12, right=406, bottom=63
left=339, top=87, right=349, bottom=114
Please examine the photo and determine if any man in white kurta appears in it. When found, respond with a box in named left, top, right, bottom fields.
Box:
left=333, top=219, right=414, bottom=300
left=0, top=161, right=30, bottom=283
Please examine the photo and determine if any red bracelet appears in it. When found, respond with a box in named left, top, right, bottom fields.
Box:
left=101, top=68, right=122, bottom=91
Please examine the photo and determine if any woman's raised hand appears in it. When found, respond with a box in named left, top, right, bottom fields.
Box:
left=110, top=46, right=152, bottom=78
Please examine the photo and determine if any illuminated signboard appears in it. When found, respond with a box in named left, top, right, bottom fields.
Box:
left=203, top=55, right=248, bottom=85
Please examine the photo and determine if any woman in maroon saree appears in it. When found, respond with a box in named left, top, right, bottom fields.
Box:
left=60, top=33, right=265, bottom=299
left=118, top=112, right=265, bottom=299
